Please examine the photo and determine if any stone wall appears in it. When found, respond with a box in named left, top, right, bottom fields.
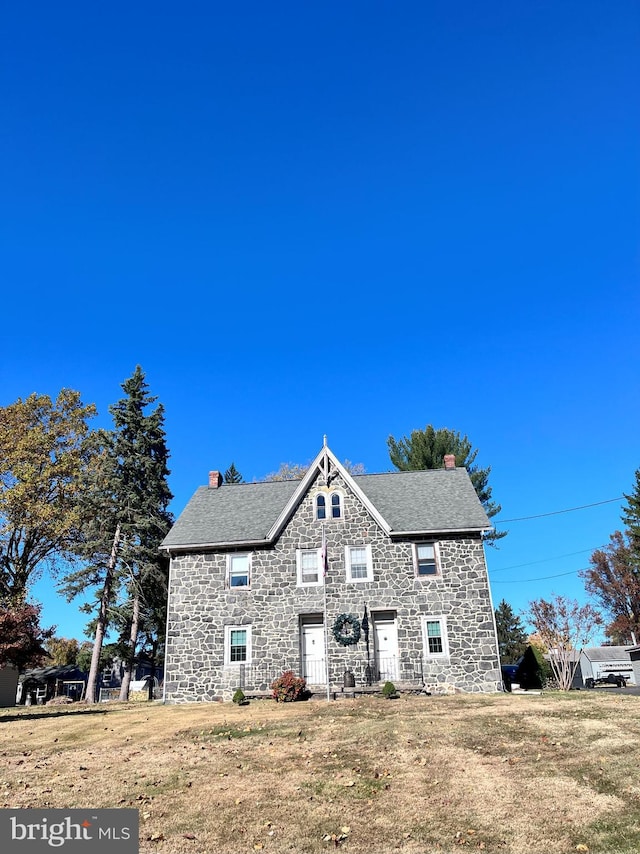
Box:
left=164, top=469, right=501, bottom=701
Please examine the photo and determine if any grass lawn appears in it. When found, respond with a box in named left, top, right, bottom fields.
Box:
left=1, top=692, right=639, bottom=853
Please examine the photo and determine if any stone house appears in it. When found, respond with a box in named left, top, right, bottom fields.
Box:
left=161, top=443, right=502, bottom=702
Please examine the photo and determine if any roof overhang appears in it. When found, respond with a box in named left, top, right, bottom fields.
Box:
left=389, top=526, right=490, bottom=538
left=160, top=538, right=272, bottom=554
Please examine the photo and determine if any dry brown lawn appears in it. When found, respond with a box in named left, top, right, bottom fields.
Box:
left=1, top=692, right=639, bottom=854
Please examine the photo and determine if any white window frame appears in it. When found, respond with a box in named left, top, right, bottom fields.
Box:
left=227, top=552, right=251, bottom=589
left=296, top=548, right=324, bottom=587
left=329, top=491, right=343, bottom=519
left=345, top=544, right=373, bottom=583
left=315, top=490, right=344, bottom=521
left=421, top=615, right=449, bottom=660
left=224, top=625, right=252, bottom=666
left=413, top=542, right=441, bottom=577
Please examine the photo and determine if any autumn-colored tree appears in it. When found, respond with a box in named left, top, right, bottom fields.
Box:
left=0, top=390, right=97, bottom=600
left=45, top=636, right=80, bottom=666
left=0, top=602, right=53, bottom=670
left=581, top=531, right=640, bottom=645
left=526, top=595, right=603, bottom=690
left=581, top=469, right=640, bottom=644
left=263, top=460, right=365, bottom=481
left=387, top=425, right=505, bottom=544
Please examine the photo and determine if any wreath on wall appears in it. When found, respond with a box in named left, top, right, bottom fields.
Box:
left=332, top=613, right=362, bottom=646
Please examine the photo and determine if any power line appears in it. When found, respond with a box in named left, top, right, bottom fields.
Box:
left=489, top=547, right=598, bottom=574
left=492, top=568, right=585, bottom=584
left=496, top=496, right=623, bottom=523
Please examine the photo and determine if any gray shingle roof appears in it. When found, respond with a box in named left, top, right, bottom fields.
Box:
left=582, top=647, right=633, bottom=662
left=161, top=465, right=490, bottom=550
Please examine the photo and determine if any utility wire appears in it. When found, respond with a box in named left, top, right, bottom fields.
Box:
left=496, top=496, right=623, bottom=524
left=492, top=568, right=585, bottom=584
left=489, top=547, right=598, bottom=574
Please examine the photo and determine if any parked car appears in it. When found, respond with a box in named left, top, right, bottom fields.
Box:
left=501, top=664, right=519, bottom=691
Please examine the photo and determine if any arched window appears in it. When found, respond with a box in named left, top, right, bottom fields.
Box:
left=316, top=495, right=326, bottom=520
left=331, top=492, right=342, bottom=519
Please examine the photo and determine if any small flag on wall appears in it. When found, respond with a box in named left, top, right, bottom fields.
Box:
left=321, top=524, right=328, bottom=577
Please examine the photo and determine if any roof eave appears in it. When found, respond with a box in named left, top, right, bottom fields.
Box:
left=160, top=538, right=271, bottom=554
left=389, top=526, right=491, bottom=538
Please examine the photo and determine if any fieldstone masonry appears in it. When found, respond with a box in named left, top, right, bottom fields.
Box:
left=164, top=466, right=502, bottom=701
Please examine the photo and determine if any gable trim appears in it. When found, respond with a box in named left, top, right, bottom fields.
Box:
left=266, top=445, right=392, bottom=540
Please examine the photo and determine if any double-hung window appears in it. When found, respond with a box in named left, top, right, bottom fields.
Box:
left=414, top=542, right=440, bottom=577
left=345, top=544, right=373, bottom=583
left=225, top=625, right=251, bottom=665
left=296, top=548, right=323, bottom=587
left=228, top=553, right=251, bottom=588
left=422, top=616, right=449, bottom=659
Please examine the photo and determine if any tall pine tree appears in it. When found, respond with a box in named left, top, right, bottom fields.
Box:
left=224, top=462, right=243, bottom=484
left=494, top=599, right=528, bottom=662
left=387, top=425, right=505, bottom=544
left=62, top=367, right=172, bottom=702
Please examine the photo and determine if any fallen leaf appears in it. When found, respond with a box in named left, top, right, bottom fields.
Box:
left=575, top=846, right=589, bottom=852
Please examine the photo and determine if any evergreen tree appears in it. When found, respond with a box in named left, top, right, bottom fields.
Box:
left=62, top=367, right=172, bottom=703
left=622, top=467, right=640, bottom=565
left=109, top=368, right=172, bottom=700
left=494, top=599, right=528, bottom=662
left=224, top=462, right=243, bottom=484
left=387, top=425, right=505, bottom=544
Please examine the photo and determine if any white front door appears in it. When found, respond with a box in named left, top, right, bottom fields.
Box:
left=374, top=617, right=399, bottom=681
left=302, top=623, right=326, bottom=684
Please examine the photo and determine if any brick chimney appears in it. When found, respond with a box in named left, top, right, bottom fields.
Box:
left=208, top=470, right=223, bottom=489
left=444, top=454, right=456, bottom=470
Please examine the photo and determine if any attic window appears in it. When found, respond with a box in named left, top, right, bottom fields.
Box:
left=331, top=493, right=342, bottom=518
left=316, top=492, right=342, bottom=521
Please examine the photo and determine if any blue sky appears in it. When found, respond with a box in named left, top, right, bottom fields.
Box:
left=2, top=2, right=639, bottom=642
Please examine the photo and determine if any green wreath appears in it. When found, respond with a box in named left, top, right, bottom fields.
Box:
left=332, top=613, right=361, bottom=646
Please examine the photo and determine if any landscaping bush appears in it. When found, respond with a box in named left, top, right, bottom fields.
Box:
left=232, top=688, right=248, bottom=705
left=270, top=670, right=307, bottom=702
left=382, top=681, right=398, bottom=699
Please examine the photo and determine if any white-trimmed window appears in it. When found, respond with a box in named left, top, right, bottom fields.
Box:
left=345, top=544, right=373, bottom=583
left=413, top=542, right=440, bottom=577
left=227, top=553, right=251, bottom=588
left=296, top=548, right=323, bottom=587
left=422, top=616, right=449, bottom=659
left=316, top=491, right=343, bottom=520
left=225, top=625, right=251, bottom=665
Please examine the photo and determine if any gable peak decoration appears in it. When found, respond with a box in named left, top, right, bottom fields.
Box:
left=265, top=442, right=392, bottom=541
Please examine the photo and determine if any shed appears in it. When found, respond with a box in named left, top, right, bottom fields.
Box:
left=0, top=665, right=19, bottom=707
left=627, top=646, right=640, bottom=686
left=578, top=647, right=634, bottom=686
